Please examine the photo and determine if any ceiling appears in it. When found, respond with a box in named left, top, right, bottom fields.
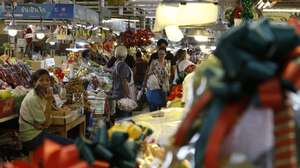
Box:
left=74, top=0, right=300, bottom=19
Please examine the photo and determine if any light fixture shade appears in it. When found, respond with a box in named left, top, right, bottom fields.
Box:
left=8, top=29, right=18, bottom=37
left=154, top=2, right=219, bottom=31
left=36, top=32, right=45, bottom=40
left=165, top=25, right=184, bottom=42
left=76, top=37, right=89, bottom=46
left=7, top=25, right=18, bottom=37
left=46, top=36, right=58, bottom=45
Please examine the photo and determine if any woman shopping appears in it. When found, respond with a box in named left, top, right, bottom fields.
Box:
left=111, top=45, right=136, bottom=120
left=19, top=69, right=72, bottom=152
left=146, top=49, right=170, bottom=111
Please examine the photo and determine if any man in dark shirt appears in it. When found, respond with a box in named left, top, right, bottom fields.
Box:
left=134, top=51, right=148, bottom=87
left=148, top=39, right=176, bottom=85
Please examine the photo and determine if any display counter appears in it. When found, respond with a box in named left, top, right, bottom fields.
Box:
left=125, top=107, right=184, bottom=145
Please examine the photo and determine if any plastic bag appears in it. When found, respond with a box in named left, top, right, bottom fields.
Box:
left=117, top=98, right=137, bottom=111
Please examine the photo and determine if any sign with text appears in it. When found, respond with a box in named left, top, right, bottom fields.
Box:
left=0, top=4, right=74, bottom=20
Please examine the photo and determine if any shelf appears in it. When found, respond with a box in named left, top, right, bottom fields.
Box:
left=0, top=114, right=18, bottom=123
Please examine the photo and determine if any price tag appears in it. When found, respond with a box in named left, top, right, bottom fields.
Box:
left=45, top=58, right=55, bottom=67
left=53, top=94, right=64, bottom=108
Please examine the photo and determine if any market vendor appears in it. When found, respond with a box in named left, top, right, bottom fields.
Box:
left=19, top=69, right=72, bottom=152
left=87, top=75, right=100, bottom=91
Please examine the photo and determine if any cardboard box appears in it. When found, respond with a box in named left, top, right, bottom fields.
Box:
left=27, top=60, right=45, bottom=71
left=51, top=106, right=81, bottom=125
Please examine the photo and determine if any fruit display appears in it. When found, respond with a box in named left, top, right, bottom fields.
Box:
left=121, top=29, right=154, bottom=47
left=0, top=90, right=12, bottom=100
left=68, top=52, right=80, bottom=64
left=0, top=63, right=31, bottom=88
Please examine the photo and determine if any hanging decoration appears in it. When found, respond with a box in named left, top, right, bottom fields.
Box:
left=288, top=17, right=300, bottom=34
left=121, top=29, right=154, bottom=47
left=241, top=0, right=254, bottom=20
left=173, top=19, right=300, bottom=168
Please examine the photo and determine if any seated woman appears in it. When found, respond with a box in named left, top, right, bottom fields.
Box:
left=19, top=69, right=72, bottom=152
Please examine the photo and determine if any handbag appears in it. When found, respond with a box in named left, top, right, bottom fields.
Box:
left=115, top=61, right=137, bottom=111
left=146, top=89, right=166, bottom=107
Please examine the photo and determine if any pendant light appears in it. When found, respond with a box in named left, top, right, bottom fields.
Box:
left=7, top=24, right=18, bottom=37
left=46, top=34, right=58, bottom=45
left=165, top=25, right=184, bottom=42
left=154, top=0, right=219, bottom=32
left=6, top=3, right=18, bottom=37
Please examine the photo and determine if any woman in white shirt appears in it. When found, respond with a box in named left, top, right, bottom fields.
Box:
left=146, top=49, right=169, bottom=111
left=173, top=49, right=195, bottom=85
left=19, top=69, right=72, bottom=153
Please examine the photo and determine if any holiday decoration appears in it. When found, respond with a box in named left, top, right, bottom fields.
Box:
left=2, top=140, right=89, bottom=168
left=174, top=19, right=300, bottom=168
left=241, top=0, right=254, bottom=20
left=288, top=17, right=300, bottom=34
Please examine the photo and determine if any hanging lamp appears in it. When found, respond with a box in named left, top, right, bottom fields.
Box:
left=154, top=0, right=219, bottom=32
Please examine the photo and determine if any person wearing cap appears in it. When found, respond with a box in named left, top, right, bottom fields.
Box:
left=148, top=39, right=176, bottom=85
left=173, top=49, right=196, bottom=85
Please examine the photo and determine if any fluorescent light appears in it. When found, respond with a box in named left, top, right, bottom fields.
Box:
left=263, top=8, right=300, bottom=13
left=66, top=47, right=87, bottom=52
left=103, top=18, right=140, bottom=23
left=194, top=35, right=209, bottom=42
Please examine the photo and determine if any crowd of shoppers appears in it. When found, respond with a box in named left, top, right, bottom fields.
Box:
left=93, top=38, right=198, bottom=121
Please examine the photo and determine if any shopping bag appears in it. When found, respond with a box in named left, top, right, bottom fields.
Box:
left=117, top=98, right=138, bottom=112
left=146, top=89, right=166, bottom=107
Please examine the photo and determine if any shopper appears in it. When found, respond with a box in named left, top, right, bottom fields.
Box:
left=146, top=49, right=169, bottom=111
left=107, top=53, right=136, bottom=69
left=19, top=69, right=72, bottom=153
left=173, top=49, right=196, bottom=85
left=111, top=45, right=135, bottom=119
left=148, top=39, right=176, bottom=85
left=134, top=51, right=148, bottom=88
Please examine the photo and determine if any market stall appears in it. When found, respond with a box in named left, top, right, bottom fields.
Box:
left=2, top=0, right=300, bottom=168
